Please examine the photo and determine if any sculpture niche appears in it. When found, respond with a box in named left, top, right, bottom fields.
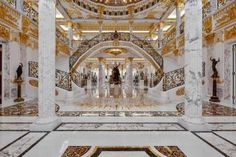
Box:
left=14, top=63, right=24, bottom=102
left=109, top=64, right=121, bottom=85
left=209, top=57, right=220, bottom=102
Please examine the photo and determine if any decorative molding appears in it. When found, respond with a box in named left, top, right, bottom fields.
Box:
left=203, top=16, right=212, bottom=33
left=213, top=1, right=236, bottom=30
left=224, top=25, right=236, bottom=41
left=0, top=23, right=10, bottom=40
left=28, top=61, right=72, bottom=91
left=0, top=0, right=20, bottom=29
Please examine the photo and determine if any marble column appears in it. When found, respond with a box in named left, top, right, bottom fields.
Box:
left=129, top=21, right=133, bottom=34
left=125, top=57, right=133, bottom=94
left=178, top=0, right=210, bottom=131
left=98, top=57, right=105, bottom=89
left=67, top=21, right=73, bottom=48
left=16, top=0, right=24, bottom=12
left=158, top=23, right=163, bottom=48
left=99, top=21, right=103, bottom=34
left=31, top=0, right=61, bottom=131
left=175, top=2, right=181, bottom=38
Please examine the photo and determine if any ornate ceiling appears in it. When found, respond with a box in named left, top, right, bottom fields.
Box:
left=90, top=0, right=143, bottom=6
left=22, top=0, right=183, bottom=40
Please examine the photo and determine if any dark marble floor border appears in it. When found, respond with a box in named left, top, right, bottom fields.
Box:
left=0, top=131, right=30, bottom=151
left=192, top=132, right=228, bottom=157
left=0, top=131, right=50, bottom=157
left=18, top=132, right=50, bottom=157
left=212, top=131, right=236, bottom=146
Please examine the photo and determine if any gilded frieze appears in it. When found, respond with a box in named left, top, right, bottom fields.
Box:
left=56, top=41, right=70, bottom=55
left=204, top=33, right=215, bottom=46
left=19, top=33, right=29, bottom=45
left=203, top=16, right=212, bottom=33
left=224, top=25, right=236, bottom=41
left=214, top=1, right=236, bottom=29
left=162, top=40, right=176, bottom=55
left=0, top=23, right=10, bottom=40
left=0, top=1, right=20, bottom=29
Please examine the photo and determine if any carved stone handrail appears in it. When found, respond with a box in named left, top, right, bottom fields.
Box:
left=71, top=0, right=163, bottom=18
left=69, top=32, right=163, bottom=71
left=163, top=68, right=184, bottom=91
left=28, top=61, right=72, bottom=91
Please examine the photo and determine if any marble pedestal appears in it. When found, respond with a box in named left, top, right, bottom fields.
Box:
left=87, top=79, right=92, bottom=89
left=30, top=117, right=61, bottom=131
left=178, top=116, right=211, bottom=131
left=114, top=85, right=120, bottom=96
left=139, top=80, right=144, bottom=89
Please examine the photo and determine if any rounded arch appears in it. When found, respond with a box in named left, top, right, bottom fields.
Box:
left=70, top=41, right=162, bottom=72
left=69, top=33, right=163, bottom=73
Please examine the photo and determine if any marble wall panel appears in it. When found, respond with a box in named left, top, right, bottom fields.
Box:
left=2, top=42, right=10, bottom=101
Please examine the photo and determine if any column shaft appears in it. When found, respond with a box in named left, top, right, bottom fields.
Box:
left=179, top=0, right=210, bottom=131
left=31, top=0, right=60, bottom=131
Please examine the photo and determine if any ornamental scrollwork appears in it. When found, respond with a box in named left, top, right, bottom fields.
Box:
left=163, top=68, right=185, bottom=91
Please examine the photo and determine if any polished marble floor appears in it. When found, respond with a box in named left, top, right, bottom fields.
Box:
left=1, top=100, right=236, bottom=117
left=0, top=122, right=236, bottom=157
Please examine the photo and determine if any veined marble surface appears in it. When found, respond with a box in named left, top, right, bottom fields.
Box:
left=196, top=132, right=236, bottom=157
left=56, top=123, right=185, bottom=131
left=0, top=123, right=30, bottom=131
left=211, top=123, right=236, bottom=131
left=214, top=131, right=236, bottom=144
left=0, top=131, right=27, bottom=149
left=23, top=131, right=224, bottom=157
left=0, top=132, right=47, bottom=157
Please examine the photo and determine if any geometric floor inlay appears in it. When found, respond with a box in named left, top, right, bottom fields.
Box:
left=56, top=123, right=186, bottom=131
left=1, top=100, right=236, bottom=117
left=61, top=146, right=187, bottom=157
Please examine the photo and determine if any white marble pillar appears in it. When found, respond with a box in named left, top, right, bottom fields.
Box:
left=31, top=0, right=60, bottom=131
left=129, top=21, right=133, bottom=34
left=16, top=0, right=24, bottom=12
left=99, top=21, right=103, bottom=34
left=67, top=21, right=73, bottom=48
left=158, top=23, right=163, bottom=48
left=98, top=57, right=105, bottom=88
left=176, top=2, right=181, bottom=38
left=178, top=0, right=210, bottom=131
left=125, top=58, right=133, bottom=94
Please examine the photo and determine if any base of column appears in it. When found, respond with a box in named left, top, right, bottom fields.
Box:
left=30, top=117, right=61, bottom=131
left=178, top=116, right=211, bottom=131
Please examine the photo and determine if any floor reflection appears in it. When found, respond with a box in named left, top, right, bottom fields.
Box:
left=79, top=85, right=159, bottom=111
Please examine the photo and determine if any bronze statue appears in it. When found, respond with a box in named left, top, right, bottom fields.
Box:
left=110, top=63, right=121, bottom=85
left=16, top=63, right=23, bottom=79
left=210, top=57, right=220, bottom=77
left=209, top=57, right=220, bottom=102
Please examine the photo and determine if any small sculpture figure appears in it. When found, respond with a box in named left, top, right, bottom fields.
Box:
left=110, top=63, right=121, bottom=85
left=209, top=57, right=220, bottom=102
left=16, top=63, right=23, bottom=79
left=210, top=57, right=220, bottom=77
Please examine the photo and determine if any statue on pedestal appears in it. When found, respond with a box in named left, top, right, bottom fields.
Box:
left=209, top=57, right=220, bottom=102
left=110, top=63, right=121, bottom=85
left=14, top=63, right=24, bottom=102
left=210, top=57, right=220, bottom=78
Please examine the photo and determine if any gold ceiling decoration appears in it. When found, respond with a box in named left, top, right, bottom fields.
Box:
left=90, top=0, right=143, bottom=6
left=104, top=48, right=127, bottom=56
